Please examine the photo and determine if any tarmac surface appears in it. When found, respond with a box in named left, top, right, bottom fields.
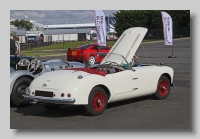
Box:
left=10, top=38, right=191, bottom=130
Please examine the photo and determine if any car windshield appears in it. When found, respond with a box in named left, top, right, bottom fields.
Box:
left=78, top=44, right=95, bottom=49
left=82, top=52, right=132, bottom=70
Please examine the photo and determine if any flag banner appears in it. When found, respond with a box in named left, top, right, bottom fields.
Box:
left=94, top=10, right=106, bottom=46
left=24, top=11, right=28, bottom=19
left=105, top=16, right=115, bottom=33
left=161, top=11, right=173, bottom=45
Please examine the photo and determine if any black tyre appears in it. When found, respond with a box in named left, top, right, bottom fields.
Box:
left=43, top=104, right=61, bottom=110
left=10, top=77, right=32, bottom=107
left=85, top=86, right=108, bottom=116
left=88, top=56, right=96, bottom=65
left=154, top=75, right=170, bottom=100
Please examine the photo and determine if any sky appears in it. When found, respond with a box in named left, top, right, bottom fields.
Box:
left=10, top=10, right=118, bottom=25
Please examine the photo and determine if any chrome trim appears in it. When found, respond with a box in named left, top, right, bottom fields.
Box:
left=77, top=75, right=83, bottom=79
left=132, top=78, right=138, bottom=80
left=22, top=94, right=75, bottom=104
left=25, top=87, right=30, bottom=95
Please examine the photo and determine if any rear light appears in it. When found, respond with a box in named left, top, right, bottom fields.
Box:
left=67, top=93, right=71, bottom=97
left=53, top=94, right=56, bottom=97
left=61, top=93, right=65, bottom=97
left=32, top=92, right=35, bottom=95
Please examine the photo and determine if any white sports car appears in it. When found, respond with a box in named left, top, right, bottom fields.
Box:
left=23, top=27, right=174, bottom=116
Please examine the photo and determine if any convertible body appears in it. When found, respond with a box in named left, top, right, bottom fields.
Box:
left=23, top=27, right=174, bottom=116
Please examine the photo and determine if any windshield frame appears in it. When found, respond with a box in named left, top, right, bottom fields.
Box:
left=82, top=52, right=135, bottom=72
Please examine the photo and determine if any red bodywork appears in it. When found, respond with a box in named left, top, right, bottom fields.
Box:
left=67, top=43, right=110, bottom=63
left=64, top=68, right=106, bottom=76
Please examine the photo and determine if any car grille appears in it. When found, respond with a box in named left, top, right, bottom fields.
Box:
left=35, top=90, right=53, bottom=97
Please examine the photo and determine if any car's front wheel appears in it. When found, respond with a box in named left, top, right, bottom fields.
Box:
left=154, top=75, right=170, bottom=99
left=88, top=56, right=96, bottom=65
left=85, top=86, right=108, bottom=116
left=10, top=77, right=32, bottom=107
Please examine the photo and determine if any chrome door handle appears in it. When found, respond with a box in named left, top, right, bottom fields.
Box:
left=132, top=78, right=138, bottom=80
left=132, top=88, right=138, bottom=90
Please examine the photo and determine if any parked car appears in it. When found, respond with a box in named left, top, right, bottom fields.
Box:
left=67, top=43, right=111, bottom=65
left=10, top=53, right=85, bottom=107
left=23, top=27, right=174, bottom=116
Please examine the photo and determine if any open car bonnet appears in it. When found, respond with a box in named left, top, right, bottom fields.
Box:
left=101, top=27, right=148, bottom=63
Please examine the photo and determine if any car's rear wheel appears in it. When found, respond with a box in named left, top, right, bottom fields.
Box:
left=43, top=104, right=61, bottom=110
left=10, top=77, right=32, bottom=107
left=154, top=75, right=170, bottom=99
left=85, top=86, right=108, bottom=116
left=88, top=56, right=95, bottom=65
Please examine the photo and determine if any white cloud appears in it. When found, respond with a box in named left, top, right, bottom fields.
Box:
left=10, top=10, right=117, bottom=25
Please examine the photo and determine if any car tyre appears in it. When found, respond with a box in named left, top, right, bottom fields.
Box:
left=154, top=75, right=170, bottom=100
left=85, top=86, right=108, bottom=116
left=10, top=77, right=32, bottom=107
left=88, top=56, right=96, bottom=65
left=43, top=104, right=61, bottom=110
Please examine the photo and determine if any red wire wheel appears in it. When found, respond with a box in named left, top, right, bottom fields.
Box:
left=157, top=80, right=169, bottom=97
left=85, top=87, right=108, bottom=116
left=154, top=75, right=171, bottom=100
left=92, top=92, right=105, bottom=112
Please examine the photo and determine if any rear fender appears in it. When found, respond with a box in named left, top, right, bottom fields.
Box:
left=10, top=70, right=35, bottom=95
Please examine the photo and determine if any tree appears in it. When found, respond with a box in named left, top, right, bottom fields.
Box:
left=10, top=19, right=33, bottom=30
left=113, top=10, right=190, bottom=37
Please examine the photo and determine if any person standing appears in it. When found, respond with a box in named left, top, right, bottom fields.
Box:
left=131, top=54, right=139, bottom=66
left=10, top=37, right=16, bottom=55
left=40, top=36, right=44, bottom=46
left=13, top=36, right=20, bottom=56
left=33, top=37, right=37, bottom=47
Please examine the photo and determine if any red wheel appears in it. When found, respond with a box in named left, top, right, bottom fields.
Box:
left=92, top=92, right=105, bottom=112
left=157, top=80, right=169, bottom=97
left=154, top=75, right=171, bottom=99
left=85, top=87, right=108, bottom=116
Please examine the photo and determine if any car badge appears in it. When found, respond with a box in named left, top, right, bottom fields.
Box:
left=42, top=83, right=47, bottom=87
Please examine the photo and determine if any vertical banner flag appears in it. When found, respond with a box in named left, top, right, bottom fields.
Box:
left=94, top=10, right=106, bottom=46
left=24, top=11, right=28, bottom=19
left=161, top=11, right=173, bottom=45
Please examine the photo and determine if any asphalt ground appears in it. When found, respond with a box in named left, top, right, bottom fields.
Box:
left=10, top=38, right=190, bottom=130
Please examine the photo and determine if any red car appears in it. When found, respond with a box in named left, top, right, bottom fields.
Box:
left=67, top=43, right=111, bottom=65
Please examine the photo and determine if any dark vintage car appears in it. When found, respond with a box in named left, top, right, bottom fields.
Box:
left=67, top=43, right=111, bottom=65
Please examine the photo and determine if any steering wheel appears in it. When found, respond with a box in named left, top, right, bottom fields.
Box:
left=27, top=59, right=38, bottom=72
left=105, top=62, right=120, bottom=74
left=18, top=59, right=30, bottom=67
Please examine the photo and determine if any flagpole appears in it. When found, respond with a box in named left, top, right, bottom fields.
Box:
left=168, top=45, right=177, bottom=58
left=161, top=11, right=177, bottom=58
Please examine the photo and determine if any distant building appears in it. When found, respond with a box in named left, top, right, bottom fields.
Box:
left=10, top=16, right=116, bottom=42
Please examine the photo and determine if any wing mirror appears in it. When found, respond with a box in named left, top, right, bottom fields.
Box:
left=159, top=62, right=164, bottom=66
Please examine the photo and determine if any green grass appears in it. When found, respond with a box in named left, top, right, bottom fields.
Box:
left=22, top=40, right=117, bottom=51
left=21, top=51, right=66, bottom=56
left=21, top=37, right=189, bottom=56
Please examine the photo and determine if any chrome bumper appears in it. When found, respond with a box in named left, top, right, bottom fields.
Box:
left=22, top=94, right=75, bottom=104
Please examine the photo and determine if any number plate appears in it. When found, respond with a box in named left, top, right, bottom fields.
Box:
left=72, top=51, right=76, bottom=56
left=35, top=90, right=53, bottom=97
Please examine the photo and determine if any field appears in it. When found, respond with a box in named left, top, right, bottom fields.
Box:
left=21, top=38, right=189, bottom=57
left=21, top=39, right=162, bottom=56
